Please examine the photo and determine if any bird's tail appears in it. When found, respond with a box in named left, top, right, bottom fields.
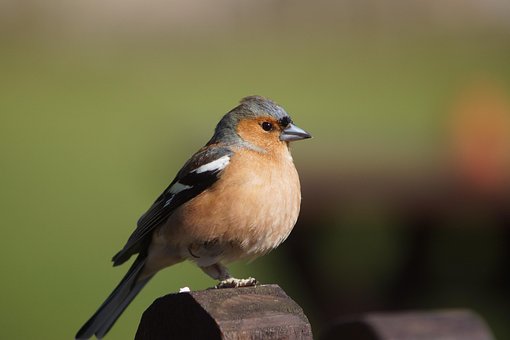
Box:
left=75, top=255, right=153, bottom=339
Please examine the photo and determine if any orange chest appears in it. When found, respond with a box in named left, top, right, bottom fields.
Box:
left=165, top=149, right=302, bottom=258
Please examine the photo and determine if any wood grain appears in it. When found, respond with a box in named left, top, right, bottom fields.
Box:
left=136, top=284, right=313, bottom=340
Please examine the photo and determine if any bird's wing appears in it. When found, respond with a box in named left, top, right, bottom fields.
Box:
left=112, top=145, right=233, bottom=266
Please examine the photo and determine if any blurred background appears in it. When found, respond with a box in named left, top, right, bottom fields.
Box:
left=1, top=0, right=510, bottom=339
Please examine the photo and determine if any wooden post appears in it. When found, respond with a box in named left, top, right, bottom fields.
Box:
left=136, top=284, right=313, bottom=340
left=320, top=309, right=494, bottom=340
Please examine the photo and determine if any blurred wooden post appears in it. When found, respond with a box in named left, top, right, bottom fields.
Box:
left=320, top=309, right=494, bottom=340
left=135, top=284, right=313, bottom=340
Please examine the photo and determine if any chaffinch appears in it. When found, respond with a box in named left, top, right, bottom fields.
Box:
left=76, top=95, right=311, bottom=339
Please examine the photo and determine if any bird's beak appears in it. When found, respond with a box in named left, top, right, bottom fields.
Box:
left=280, top=123, right=312, bottom=142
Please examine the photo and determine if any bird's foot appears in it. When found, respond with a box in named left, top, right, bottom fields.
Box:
left=215, top=277, right=258, bottom=289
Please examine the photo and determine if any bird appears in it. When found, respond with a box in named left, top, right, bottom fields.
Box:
left=75, top=95, right=312, bottom=339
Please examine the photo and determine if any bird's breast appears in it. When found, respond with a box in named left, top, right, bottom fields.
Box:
left=163, top=148, right=302, bottom=262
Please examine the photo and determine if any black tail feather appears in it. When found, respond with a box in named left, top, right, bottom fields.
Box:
left=75, top=255, right=153, bottom=339
left=95, top=275, right=152, bottom=338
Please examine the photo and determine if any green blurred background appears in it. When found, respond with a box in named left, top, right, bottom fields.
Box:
left=1, top=1, right=510, bottom=339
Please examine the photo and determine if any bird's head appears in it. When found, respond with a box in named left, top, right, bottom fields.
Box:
left=211, top=96, right=311, bottom=152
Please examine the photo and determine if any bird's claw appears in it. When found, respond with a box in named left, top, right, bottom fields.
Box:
left=215, top=277, right=258, bottom=289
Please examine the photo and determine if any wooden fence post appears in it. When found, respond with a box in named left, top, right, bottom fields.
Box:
left=320, top=309, right=494, bottom=340
left=136, top=284, right=313, bottom=340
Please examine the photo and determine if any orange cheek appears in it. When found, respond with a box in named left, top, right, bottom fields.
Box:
left=236, top=119, right=271, bottom=147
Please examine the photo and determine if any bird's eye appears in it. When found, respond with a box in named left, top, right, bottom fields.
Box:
left=261, top=122, right=273, bottom=131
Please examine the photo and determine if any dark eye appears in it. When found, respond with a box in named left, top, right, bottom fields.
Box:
left=261, top=122, right=273, bottom=131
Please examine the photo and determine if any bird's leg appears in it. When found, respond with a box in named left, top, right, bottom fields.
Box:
left=200, top=263, right=231, bottom=281
left=199, top=263, right=258, bottom=288
left=216, top=277, right=258, bottom=288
